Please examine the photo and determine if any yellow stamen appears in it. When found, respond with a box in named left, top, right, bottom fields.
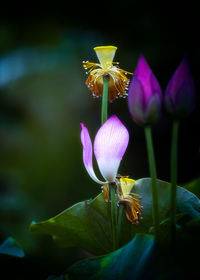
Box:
left=100, top=176, right=142, bottom=225
left=118, top=177, right=142, bottom=225
left=101, top=184, right=110, bottom=202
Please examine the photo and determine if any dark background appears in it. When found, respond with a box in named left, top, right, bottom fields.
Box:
left=0, top=2, right=199, bottom=279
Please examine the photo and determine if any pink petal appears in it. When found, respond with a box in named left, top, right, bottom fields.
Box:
left=94, top=116, right=129, bottom=182
left=80, top=123, right=105, bottom=184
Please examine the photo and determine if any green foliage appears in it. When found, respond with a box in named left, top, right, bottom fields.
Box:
left=66, top=223, right=200, bottom=280
left=0, top=237, right=24, bottom=258
left=30, top=196, right=112, bottom=255
left=30, top=178, right=200, bottom=256
left=64, top=217, right=200, bottom=280
left=66, top=234, right=156, bottom=280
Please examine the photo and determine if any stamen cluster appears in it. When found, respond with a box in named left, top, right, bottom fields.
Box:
left=83, top=46, right=132, bottom=102
left=101, top=178, right=142, bottom=225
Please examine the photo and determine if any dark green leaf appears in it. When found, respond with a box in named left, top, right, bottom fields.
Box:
left=30, top=196, right=112, bottom=255
left=66, top=234, right=159, bottom=280
left=30, top=178, right=200, bottom=255
left=67, top=230, right=200, bottom=280
left=0, top=237, right=24, bottom=258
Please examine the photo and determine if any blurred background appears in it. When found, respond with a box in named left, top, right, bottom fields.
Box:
left=0, top=2, right=199, bottom=278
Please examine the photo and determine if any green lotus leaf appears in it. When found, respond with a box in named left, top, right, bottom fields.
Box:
left=66, top=234, right=157, bottom=280
left=66, top=229, right=200, bottom=280
left=30, top=178, right=200, bottom=255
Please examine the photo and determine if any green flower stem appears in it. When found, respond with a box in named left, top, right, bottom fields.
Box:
left=101, top=75, right=110, bottom=124
left=117, top=204, right=124, bottom=247
left=144, top=125, right=159, bottom=241
left=101, top=75, right=118, bottom=250
left=110, top=183, right=118, bottom=250
left=170, top=120, right=179, bottom=251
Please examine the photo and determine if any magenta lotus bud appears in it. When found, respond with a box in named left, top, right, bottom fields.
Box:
left=164, top=57, right=195, bottom=118
left=128, top=55, right=162, bottom=125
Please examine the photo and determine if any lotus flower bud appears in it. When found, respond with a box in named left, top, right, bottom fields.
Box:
left=164, top=57, right=195, bottom=119
left=128, top=55, right=162, bottom=125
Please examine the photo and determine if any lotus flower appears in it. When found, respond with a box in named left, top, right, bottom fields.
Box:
left=164, top=57, right=195, bottom=118
left=80, top=115, right=142, bottom=224
left=128, top=55, right=162, bottom=125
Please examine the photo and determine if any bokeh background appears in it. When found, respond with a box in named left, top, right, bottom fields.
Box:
left=0, top=2, right=199, bottom=279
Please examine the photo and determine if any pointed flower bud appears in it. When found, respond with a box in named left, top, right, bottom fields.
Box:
left=164, top=57, right=195, bottom=118
left=128, top=55, right=162, bottom=125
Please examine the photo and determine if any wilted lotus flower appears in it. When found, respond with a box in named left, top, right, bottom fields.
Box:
left=164, top=57, right=195, bottom=118
left=80, top=115, right=142, bottom=224
left=83, top=46, right=132, bottom=102
left=128, top=55, right=162, bottom=125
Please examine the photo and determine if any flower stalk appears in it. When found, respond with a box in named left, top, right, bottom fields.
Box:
left=82, top=46, right=140, bottom=251
left=144, top=125, right=159, bottom=241
left=164, top=57, right=195, bottom=252
left=101, top=75, right=110, bottom=124
left=170, top=119, right=179, bottom=251
left=101, top=76, right=119, bottom=250
left=110, top=183, right=118, bottom=250
left=117, top=204, right=124, bottom=247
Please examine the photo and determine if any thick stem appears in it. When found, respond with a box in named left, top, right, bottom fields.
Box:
left=101, top=75, right=109, bottom=124
left=170, top=120, right=179, bottom=252
left=144, top=126, right=159, bottom=241
left=110, top=183, right=118, bottom=250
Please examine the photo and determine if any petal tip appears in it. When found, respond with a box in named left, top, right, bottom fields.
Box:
left=108, top=115, right=120, bottom=122
left=80, top=122, right=85, bottom=129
